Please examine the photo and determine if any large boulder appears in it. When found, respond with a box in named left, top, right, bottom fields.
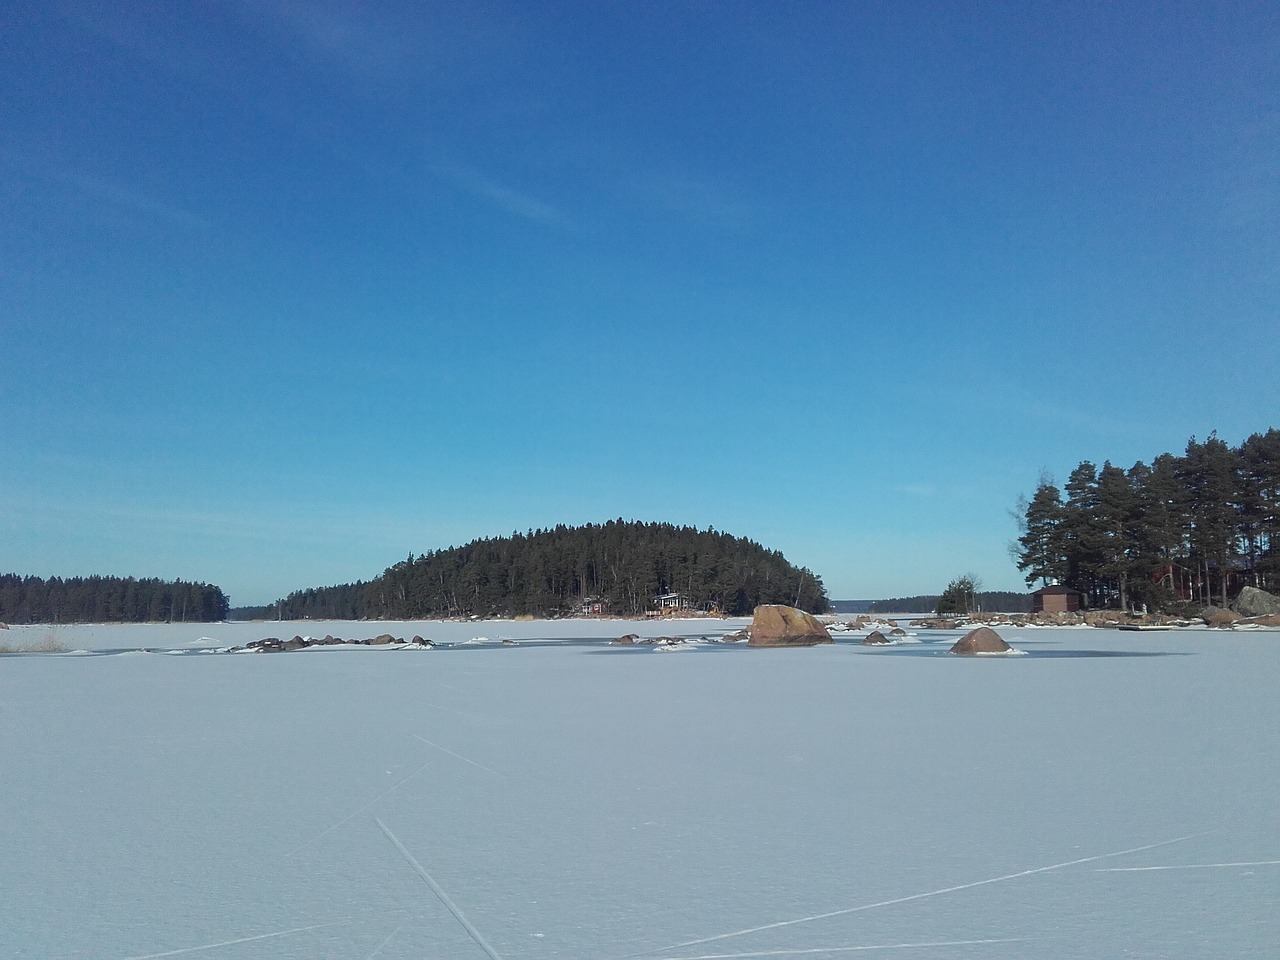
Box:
left=950, top=626, right=1012, bottom=656
left=1231, top=586, right=1280, bottom=618
left=748, top=605, right=833, bottom=647
left=862, top=630, right=891, bottom=645
left=1201, top=606, right=1241, bottom=627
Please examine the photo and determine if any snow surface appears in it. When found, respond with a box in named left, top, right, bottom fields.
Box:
left=2, top=621, right=1278, bottom=958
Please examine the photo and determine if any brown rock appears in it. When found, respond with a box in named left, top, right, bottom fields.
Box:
left=1201, top=607, right=1241, bottom=627
left=367, top=633, right=397, bottom=645
left=862, top=630, right=892, bottom=645
left=748, top=605, right=833, bottom=647
left=888, top=627, right=907, bottom=637
left=611, top=633, right=640, bottom=645
left=720, top=629, right=748, bottom=643
left=950, top=627, right=1013, bottom=656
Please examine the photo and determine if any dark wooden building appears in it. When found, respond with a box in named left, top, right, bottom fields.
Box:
left=1032, top=584, right=1082, bottom=613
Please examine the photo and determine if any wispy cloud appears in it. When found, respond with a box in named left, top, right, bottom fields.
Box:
left=60, top=171, right=210, bottom=230
left=436, top=164, right=571, bottom=228
left=640, top=171, right=758, bottom=231
left=0, top=145, right=209, bottom=231
left=248, top=0, right=422, bottom=79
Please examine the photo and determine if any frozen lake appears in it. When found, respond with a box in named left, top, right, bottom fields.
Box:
left=2, top=620, right=1277, bottom=958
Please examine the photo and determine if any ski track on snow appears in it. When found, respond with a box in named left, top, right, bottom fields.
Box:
left=361, top=919, right=407, bottom=960
left=653, top=938, right=1031, bottom=959
left=120, top=919, right=350, bottom=959
left=286, top=757, right=438, bottom=857
left=621, top=832, right=1208, bottom=958
left=376, top=817, right=506, bottom=960
left=1098, top=859, right=1280, bottom=872
left=413, top=732, right=504, bottom=776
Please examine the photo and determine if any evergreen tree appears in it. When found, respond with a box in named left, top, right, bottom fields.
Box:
left=1016, top=477, right=1066, bottom=586
left=1181, top=434, right=1241, bottom=606
left=936, top=574, right=981, bottom=615
left=1093, top=462, right=1139, bottom=609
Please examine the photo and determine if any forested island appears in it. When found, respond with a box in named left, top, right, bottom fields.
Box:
left=233, top=521, right=830, bottom=620
left=1015, top=428, right=1279, bottom=610
left=0, top=574, right=230, bottom=624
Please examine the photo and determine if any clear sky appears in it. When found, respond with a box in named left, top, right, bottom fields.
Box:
left=3, top=1, right=1277, bottom=606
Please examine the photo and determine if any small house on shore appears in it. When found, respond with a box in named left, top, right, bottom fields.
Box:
left=653, top=592, right=691, bottom=612
left=1032, top=584, right=1082, bottom=614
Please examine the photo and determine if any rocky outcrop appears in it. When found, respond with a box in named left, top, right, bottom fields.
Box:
left=720, top=628, right=749, bottom=643
left=748, top=605, right=833, bottom=647
left=611, top=633, right=640, bottom=645
left=1232, top=587, right=1280, bottom=618
left=911, top=618, right=960, bottom=630
left=862, top=630, right=891, bottom=645
left=950, top=626, right=1012, bottom=655
left=367, top=633, right=398, bottom=645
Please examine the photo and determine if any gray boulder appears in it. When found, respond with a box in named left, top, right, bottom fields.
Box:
left=1231, top=586, right=1280, bottom=618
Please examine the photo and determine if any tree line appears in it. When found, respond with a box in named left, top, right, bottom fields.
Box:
left=235, top=521, right=829, bottom=620
left=833, top=592, right=1032, bottom=614
left=0, top=574, right=230, bottom=624
left=1015, top=428, right=1280, bottom=610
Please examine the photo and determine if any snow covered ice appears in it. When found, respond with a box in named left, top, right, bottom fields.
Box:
left=1, top=620, right=1277, bottom=958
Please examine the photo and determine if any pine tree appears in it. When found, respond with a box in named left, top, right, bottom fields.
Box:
left=1016, top=477, right=1066, bottom=586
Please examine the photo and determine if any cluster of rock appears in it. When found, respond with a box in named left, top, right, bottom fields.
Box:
left=909, top=611, right=1153, bottom=629
left=861, top=627, right=909, bottom=645
left=610, top=634, right=682, bottom=646
left=234, top=633, right=435, bottom=653
left=609, top=607, right=834, bottom=648
left=1199, top=598, right=1280, bottom=628
left=610, top=629, right=750, bottom=647
left=833, top=615, right=902, bottom=630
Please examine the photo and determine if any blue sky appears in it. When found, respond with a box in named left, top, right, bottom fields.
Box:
left=3, top=1, right=1277, bottom=606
